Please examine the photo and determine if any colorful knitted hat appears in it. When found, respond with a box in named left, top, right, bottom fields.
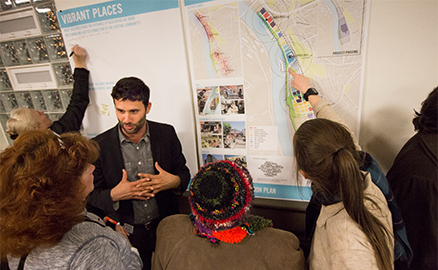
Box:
left=189, top=160, right=254, bottom=231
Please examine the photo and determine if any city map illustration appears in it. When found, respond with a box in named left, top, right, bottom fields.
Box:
left=185, top=0, right=369, bottom=199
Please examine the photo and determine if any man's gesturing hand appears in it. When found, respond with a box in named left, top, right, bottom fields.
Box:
left=110, top=169, right=152, bottom=202
left=137, top=162, right=181, bottom=198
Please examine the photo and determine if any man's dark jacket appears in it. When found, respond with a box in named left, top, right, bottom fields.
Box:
left=86, top=121, right=191, bottom=225
left=387, top=132, right=437, bottom=270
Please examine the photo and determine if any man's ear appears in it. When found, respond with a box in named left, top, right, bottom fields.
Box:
left=146, top=102, right=152, bottom=114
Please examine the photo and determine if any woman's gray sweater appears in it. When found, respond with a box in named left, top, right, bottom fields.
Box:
left=7, top=212, right=142, bottom=270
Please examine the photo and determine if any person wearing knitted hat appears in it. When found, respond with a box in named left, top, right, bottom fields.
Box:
left=152, top=160, right=305, bottom=270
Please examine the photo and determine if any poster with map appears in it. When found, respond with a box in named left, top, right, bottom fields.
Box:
left=184, top=0, right=370, bottom=200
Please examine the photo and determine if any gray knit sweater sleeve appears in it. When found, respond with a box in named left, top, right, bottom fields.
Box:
left=68, top=234, right=141, bottom=269
left=7, top=213, right=142, bottom=270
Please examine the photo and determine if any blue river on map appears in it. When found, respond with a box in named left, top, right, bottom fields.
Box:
left=239, top=1, right=293, bottom=156
left=323, top=0, right=341, bottom=51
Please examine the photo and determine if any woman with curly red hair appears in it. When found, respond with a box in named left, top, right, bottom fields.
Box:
left=0, top=129, right=142, bottom=269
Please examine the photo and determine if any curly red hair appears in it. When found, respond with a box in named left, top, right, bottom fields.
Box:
left=0, top=130, right=99, bottom=259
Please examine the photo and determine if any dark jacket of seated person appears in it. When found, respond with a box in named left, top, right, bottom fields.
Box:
left=152, top=160, right=306, bottom=270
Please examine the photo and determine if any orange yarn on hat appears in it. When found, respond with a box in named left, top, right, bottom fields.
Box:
left=212, top=226, right=247, bottom=244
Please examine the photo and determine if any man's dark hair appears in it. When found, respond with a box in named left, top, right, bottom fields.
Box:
left=111, top=77, right=150, bottom=107
left=413, top=86, right=437, bottom=133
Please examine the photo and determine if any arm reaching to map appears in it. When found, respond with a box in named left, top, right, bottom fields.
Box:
left=289, top=67, right=360, bottom=150
left=289, top=67, right=321, bottom=106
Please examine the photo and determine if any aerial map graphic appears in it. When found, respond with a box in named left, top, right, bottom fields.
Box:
left=185, top=0, right=369, bottom=200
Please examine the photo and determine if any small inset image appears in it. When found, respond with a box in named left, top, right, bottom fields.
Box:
left=223, top=121, right=246, bottom=149
left=200, top=121, right=222, bottom=135
left=221, top=99, right=245, bottom=115
left=197, top=86, right=220, bottom=115
left=220, top=85, right=244, bottom=100
left=202, top=153, right=224, bottom=165
left=224, top=155, right=247, bottom=167
left=201, top=134, right=222, bottom=148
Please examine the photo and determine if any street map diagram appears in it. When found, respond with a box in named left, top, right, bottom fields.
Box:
left=185, top=0, right=369, bottom=200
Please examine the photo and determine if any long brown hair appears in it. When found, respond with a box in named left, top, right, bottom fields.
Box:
left=294, top=118, right=392, bottom=270
left=0, top=130, right=99, bottom=259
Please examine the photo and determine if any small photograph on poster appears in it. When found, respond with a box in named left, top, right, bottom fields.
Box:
left=221, top=99, right=245, bottom=115
left=201, top=134, right=222, bottom=148
left=197, top=86, right=220, bottom=115
left=200, top=121, right=222, bottom=135
left=202, top=153, right=224, bottom=165
left=220, top=85, right=244, bottom=100
left=224, top=154, right=247, bottom=167
left=223, top=121, right=246, bottom=149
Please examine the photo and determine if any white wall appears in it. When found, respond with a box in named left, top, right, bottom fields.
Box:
left=360, top=0, right=438, bottom=172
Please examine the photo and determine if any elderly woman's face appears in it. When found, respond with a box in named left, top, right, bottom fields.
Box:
left=30, top=109, right=53, bottom=129
left=80, top=164, right=95, bottom=198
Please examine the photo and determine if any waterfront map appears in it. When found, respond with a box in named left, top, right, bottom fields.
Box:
left=184, top=0, right=369, bottom=200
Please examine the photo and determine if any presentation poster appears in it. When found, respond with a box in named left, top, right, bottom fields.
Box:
left=57, top=0, right=198, bottom=178
left=57, top=0, right=370, bottom=201
left=184, top=0, right=370, bottom=200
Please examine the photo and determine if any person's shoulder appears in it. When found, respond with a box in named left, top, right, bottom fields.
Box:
left=158, top=214, right=191, bottom=230
left=321, top=210, right=366, bottom=249
left=156, top=215, right=192, bottom=247
left=388, top=132, right=436, bottom=178
left=148, top=121, right=177, bottom=137
left=257, top=227, right=301, bottom=246
left=320, top=205, right=356, bottom=237
left=148, top=120, right=175, bottom=130
left=92, top=125, right=119, bottom=142
left=249, top=227, right=305, bottom=268
left=68, top=216, right=124, bottom=244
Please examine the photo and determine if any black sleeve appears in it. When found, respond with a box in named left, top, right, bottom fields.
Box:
left=50, top=68, right=90, bottom=134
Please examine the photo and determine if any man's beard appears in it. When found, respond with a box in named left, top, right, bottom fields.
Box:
left=120, top=116, right=146, bottom=135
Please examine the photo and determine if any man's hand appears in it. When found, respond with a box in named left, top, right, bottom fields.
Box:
left=289, top=67, right=310, bottom=93
left=110, top=169, right=152, bottom=202
left=137, top=162, right=181, bottom=198
left=71, top=45, right=87, bottom=69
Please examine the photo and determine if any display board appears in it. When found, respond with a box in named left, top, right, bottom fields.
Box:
left=56, top=0, right=198, bottom=179
left=184, top=0, right=370, bottom=200
left=57, top=0, right=370, bottom=201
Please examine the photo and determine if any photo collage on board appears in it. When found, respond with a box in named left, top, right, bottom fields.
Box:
left=197, top=84, right=247, bottom=167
